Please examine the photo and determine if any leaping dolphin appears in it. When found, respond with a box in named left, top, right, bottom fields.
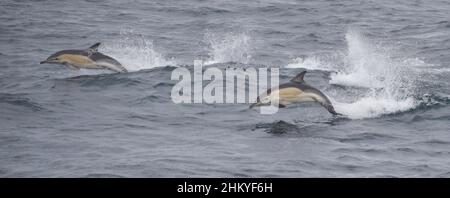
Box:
left=250, top=70, right=340, bottom=115
left=40, top=43, right=127, bottom=73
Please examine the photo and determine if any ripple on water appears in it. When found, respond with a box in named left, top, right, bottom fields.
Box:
left=84, top=173, right=126, bottom=178
left=332, top=147, right=388, bottom=157
left=62, top=74, right=143, bottom=88
left=0, top=93, right=46, bottom=112
left=336, top=132, right=399, bottom=143
left=253, top=121, right=302, bottom=134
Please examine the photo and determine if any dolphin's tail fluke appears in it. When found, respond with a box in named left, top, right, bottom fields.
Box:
left=326, top=105, right=340, bottom=116
left=319, top=101, right=342, bottom=116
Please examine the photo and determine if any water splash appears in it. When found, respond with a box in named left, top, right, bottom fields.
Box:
left=334, top=30, right=419, bottom=118
left=100, top=30, right=176, bottom=72
left=285, top=53, right=343, bottom=71
left=331, top=31, right=400, bottom=88
left=288, top=29, right=429, bottom=119
left=204, top=31, right=252, bottom=65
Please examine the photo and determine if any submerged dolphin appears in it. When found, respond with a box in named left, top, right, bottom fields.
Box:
left=40, top=43, right=127, bottom=73
left=250, top=70, right=340, bottom=115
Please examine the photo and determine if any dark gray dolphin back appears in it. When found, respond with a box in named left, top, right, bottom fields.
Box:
left=47, top=43, right=101, bottom=59
left=89, top=52, right=124, bottom=67
left=296, top=82, right=338, bottom=115
left=289, top=71, right=339, bottom=115
left=47, top=49, right=87, bottom=59
left=86, top=43, right=127, bottom=72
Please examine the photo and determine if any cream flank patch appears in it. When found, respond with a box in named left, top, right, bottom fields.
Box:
left=268, top=87, right=319, bottom=105
left=57, top=54, right=101, bottom=69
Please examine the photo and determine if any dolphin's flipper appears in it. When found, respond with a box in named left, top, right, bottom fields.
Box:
left=65, top=64, right=80, bottom=70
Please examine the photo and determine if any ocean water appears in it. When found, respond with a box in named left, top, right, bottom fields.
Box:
left=1, top=0, right=450, bottom=177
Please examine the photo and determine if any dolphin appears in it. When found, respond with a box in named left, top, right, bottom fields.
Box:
left=250, top=70, right=340, bottom=115
left=40, top=43, right=127, bottom=73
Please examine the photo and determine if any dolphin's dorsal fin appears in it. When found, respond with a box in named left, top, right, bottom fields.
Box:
left=290, top=71, right=307, bottom=83
left=87, top=42, right=101, bottom=52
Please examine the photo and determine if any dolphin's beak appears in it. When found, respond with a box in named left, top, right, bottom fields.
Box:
left=40, top=59, right=55, bottom=64
left=40, top=59, right=59, bottom=64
